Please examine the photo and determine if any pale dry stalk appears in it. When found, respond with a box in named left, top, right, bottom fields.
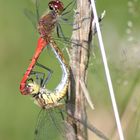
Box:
left=66, top=0, right=93, bottom=139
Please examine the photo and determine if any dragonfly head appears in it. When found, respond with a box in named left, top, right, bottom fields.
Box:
left=27, top=82, right=40, bottom=95
left=48, top=0, right=64, bottom=14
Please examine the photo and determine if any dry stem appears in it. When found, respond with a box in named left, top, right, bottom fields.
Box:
left=66, top=0, right=93, bottom=139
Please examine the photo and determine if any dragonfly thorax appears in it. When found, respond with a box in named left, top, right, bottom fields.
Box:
left=33, top=88, right=57, bottom=108
left=37, top=11, right=58, bottom=39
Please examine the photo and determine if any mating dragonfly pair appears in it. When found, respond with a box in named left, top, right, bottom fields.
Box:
left=19, top=0, right=108, bottom=140
left=20, top=0, right=70, bottom=103
left=19, top=0, right=77, bottom=139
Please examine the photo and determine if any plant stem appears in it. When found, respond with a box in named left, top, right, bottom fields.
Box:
left=66, top=0, right=93, bottom=139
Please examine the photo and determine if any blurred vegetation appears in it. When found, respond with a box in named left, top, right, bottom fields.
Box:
left=0, top=0, right=140, bottom=140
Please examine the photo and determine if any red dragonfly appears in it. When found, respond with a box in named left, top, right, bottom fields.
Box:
left=19, top=0, right=74, bottom=95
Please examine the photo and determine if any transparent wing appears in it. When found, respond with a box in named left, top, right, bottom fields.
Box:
left=24, top=8, right=37, bottom=29
left=34, top=109, right=62, bottom=140
left=34, top=108, right=76, bottom=140
left=24, top=0, right=40, bottom=29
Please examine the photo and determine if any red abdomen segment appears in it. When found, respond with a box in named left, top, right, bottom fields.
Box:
left=20, top=37, right=48, bottom=95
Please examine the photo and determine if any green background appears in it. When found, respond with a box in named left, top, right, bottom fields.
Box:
left=0, top=0, right=140, bottom=140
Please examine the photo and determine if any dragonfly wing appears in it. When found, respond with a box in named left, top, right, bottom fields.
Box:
left=34, top=108, right=76, bottom=140
left=24, top=8, right=37, bottom=29
left=35, top=0, right=40, bottom=22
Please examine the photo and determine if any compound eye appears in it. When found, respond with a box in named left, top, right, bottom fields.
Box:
left=48, top=0, right=64, bottom=13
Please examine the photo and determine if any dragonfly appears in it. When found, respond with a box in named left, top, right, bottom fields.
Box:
left=19, top=0, right=74, bottom=95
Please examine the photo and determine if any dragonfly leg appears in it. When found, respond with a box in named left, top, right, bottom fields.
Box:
left=36, top=62, right=53, bottom=87
left=30, top=71, right=45, bottom=86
